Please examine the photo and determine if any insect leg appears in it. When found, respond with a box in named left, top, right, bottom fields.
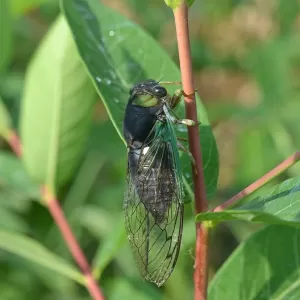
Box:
left=169, top=89, right=198, bottom=109
left=162, top=105, right=200, bottom=127
left=173, top=118, right=200, bottom=126
left=177, top=141, right=196, bottom=167
left=177, top=137, right=188, bottom=142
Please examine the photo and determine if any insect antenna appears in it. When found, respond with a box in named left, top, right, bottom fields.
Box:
left=159, top=81, right=182, bottom=85
left=157, top=76, right=182, bottom=85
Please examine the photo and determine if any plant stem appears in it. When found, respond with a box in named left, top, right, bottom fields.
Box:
left=173, top=3, right=208, bottom=299
left=7, top=131, right=22, bottom=157
left=214, top=151, right=300, bottom=212
left=42, top=187, right=105, bottom=300
left=7, top=133, right=105, bottom=300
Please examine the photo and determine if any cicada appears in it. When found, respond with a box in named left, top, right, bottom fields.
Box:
left=123, top=79, right=196, bottom=286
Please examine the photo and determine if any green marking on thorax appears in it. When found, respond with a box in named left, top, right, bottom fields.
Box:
left=132, top=94, right=159, bottom=107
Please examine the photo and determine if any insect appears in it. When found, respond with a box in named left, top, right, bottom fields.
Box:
left=123, top=79, right=197, bottom=286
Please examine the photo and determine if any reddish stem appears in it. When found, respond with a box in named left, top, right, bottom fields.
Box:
left=7, top=131, right=22, bottom=157
left=42, top=187, right=105, bottom=300
left=6, top=132, right=105, bottom=300
left=214, top=151, right=300, bottom=212
left=174, top=3, right=208, bottom=299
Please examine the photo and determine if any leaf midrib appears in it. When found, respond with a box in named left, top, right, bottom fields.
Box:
left=46, top=19, right=68, bottom=192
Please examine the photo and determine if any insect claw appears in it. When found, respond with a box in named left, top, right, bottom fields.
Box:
left=177, top=137, right=188, bottom=142
left=194, top=165, right=198, bottom=176
left=182, top=89, right=198, bottom=97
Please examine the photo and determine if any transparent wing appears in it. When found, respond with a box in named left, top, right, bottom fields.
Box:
left=124, top=124, right=184, bottom=286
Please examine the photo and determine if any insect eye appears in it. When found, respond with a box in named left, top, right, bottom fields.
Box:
left=153, top=86, right=167, bottom=97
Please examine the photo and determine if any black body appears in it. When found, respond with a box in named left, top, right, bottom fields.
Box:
left=123, top=79, right=173, bottom=221
left=123, top=79, right=184, bottom=286
left=123, top=79, right=165, bottom=149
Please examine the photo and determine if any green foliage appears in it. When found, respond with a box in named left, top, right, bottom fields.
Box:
left=1, top=0, right=300, bottom=299
left=0, top=0, right=13, bottom=73
left=10, top=0, right=55, bottom=17
left=0, top=152, right=39, bottom=197
left=92, top=219, right=126, bottom=279
left=0, top=230, right=84, bottom=284
left=197, top=177, right=300, bottom=226
left=209, top=225, right=300, bottom=299
left=61, top=0, right=219, bottom=199
left=0, top=152, right=38, bottom=232
left=20, top=16, right=97, bottom=192
left=0, top=98, right=12, bottom=140
left=164, top=0, right=196, bottom=9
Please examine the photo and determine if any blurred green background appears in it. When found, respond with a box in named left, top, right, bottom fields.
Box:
left=1, top=0, right=300, bottom=299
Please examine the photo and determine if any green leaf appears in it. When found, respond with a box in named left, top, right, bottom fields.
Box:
left=0, top=97, right=12, bottom=140
left=0, top=207, right=28, bottom=233
left=61, top=0, right=219, bottom=199
left=209, top=225, right=300, bottom=300
left=164, top=0, right=195, bottom=9
left=45, top=152, right=105, bottom=250
left=164, top=0, right=182, bottom=9
left=80, top=205, right=114, bottom=237
left=109, top=278, right=163, bottom=300
left=186, top=0, right=196, bottom=7
left=196, top=177, right=300, bottom=226
left=236, top=125, right=280, bottom=186
left=0, top=0, right=12, bottom=73
left=0, top=230, right=84, bottom=284
left=10, top=0, right=50, bottom=17
left=20, top=16, right=96, bottom=191
left=0, top=152, right=39, bottom=198
left=92, top=219, right=126, bottom=279
left=276, top=0, right=299, bottom=35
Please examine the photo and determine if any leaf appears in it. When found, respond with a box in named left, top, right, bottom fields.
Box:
left=92, top=219, right=126, bottom=279
left=0, top=230, right=84, bottom=284
left=0, top=0, right=12, bottom=73
left=20, top=16, right=97, bottom=191
left=0, top=152, right=39, bottom=198
left=80, top=206, right=127, bottom=279
left=164, top=0, right=195, bottom=9
left=164, top=0, right=182, bottom=9
left=10, top=0, right=51, bottom=17
left=276, top=0, right=299, bottom=36
left=46, top=152, right=105, bottom=249
left=196, top=177, right=300, bottom=227
left=61, top=0, right=219, bottom=199
left=79, top=205, right=114, bottom=238
left=209, top=225, right=300, bottom=300
left=247, top=37, right=300, bottom=110
left=0, top=97, right=12, bottom=140
left=109, top=278, right=163, bottom=300
left=236, top=125, right=280, bottom=186
left=186, top=0, right=196, bottom=7
left=0, top=207, right=28, bottom=233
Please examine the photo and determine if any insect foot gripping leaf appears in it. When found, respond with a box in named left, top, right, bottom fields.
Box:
left=123, top=79, right=184, bottom=286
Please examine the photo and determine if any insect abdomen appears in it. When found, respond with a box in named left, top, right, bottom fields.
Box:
left=129, top=144, right=176, bottom=223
